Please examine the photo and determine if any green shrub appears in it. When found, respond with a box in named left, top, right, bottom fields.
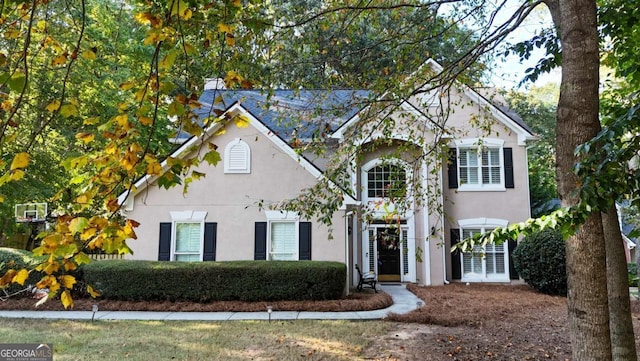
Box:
left=82, top=260, right=346, bottom=302
left=0, top=247, right=44, bottom=296
left=512, top=229, right=566, bottom=295
left=628, top=263, right=638, bottom=287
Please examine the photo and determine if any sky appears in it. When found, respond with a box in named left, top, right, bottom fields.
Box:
left=482, top=1, right=561, bottom=90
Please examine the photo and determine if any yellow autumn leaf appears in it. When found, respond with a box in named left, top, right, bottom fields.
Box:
left=80, top=227, right=97, bottom=241
left=139, top=116, right=152, bottom=126
left=83, top=49, right=96, bottom=60
left=60, top=104, right=78, bottom=118
left=87, top=285, right=101, bottom=298
left=215, top=127, right=226, bottom=136
left=114, top=114, right=128, bottom=126
left=76, top=133, right=94, bottom=144
left=217, top=23, right=234, bottom=33
left=119, top=81, right=135, bottom=91
left=225, top=33, right=235, bottom=46
left=12, top=269, right=29, bottom=285
left=234, top=115, right=250, bottom=128
left=147, top=161, right=163, bottom=175
left=74, top=252, right=92, bottom=266
left=45, top=100, right=61, bottom=112
left=232, top=0, right=241, bottom=6
left=61, top=290, right=73, bottom=309
left=52, top=54, right=67, bottom=66
left=83, top=117, right=99, bottom=125
left=10, top=152, right=29, bottom=170
left=76, top=194, right=89, bottom=204
left=10, top=169, right=25, bottom=181
left=0, top=194, right=6, bottom=203
left=60, top=275, right=76, bottom=289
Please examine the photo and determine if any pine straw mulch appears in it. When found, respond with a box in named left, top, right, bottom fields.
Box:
left=0, top=288, right=392, bottom=312
left=362, top=283, right=640, bottom=361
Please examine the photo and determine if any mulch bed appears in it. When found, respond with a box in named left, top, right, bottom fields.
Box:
left=0, top=289, right=392, bottom=312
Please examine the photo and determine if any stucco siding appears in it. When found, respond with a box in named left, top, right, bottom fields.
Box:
left=123, top=121, right=346, bottom=263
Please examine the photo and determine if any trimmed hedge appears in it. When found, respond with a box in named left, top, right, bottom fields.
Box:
left=512, top=229, right=567, bottom=295
left=82, top=260, right=346, bottom=302
left=0, top=247, right=44, bottom=294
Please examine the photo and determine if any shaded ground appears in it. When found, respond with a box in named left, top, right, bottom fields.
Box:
left=4, top=283, right=640, bottom=360
left=368, top=283, right=573, bottom=360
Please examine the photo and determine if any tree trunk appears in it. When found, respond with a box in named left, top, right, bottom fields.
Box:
left=603, top=208, right=638, bottom=360
left=546, top=0, right=612, bottom=359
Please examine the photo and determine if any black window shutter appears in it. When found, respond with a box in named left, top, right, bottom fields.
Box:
left=254, top=222, right=267, bottom=260
left=451, top=228, right=462, bottom=280
left=203, top=222, right=217, bottom=261
left=158, top=222, right=172, bottom=261
left=448, top=148, right=458, bottom=189
left=508, top=239, right=519, bottom=279
left=504, top=147, right=514, bottom=188
left=299, top=222, right=312, bottom=260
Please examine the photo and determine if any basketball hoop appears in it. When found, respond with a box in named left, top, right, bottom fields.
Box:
left=15, top=203, right=47, bottom=223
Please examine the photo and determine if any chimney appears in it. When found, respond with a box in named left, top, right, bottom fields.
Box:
left=204, top=78, right=226, bottom=90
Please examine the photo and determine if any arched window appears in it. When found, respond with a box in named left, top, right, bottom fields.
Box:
left=367, top=164, right=406, bottom=198
left=224, top=138, right=250, bottom=174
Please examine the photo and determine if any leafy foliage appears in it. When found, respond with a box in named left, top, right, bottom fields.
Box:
left=512, top=230, right=566, bottom=295
left=506, top=86, right=559, bottom=217
left=0, top=248, right=44, bottom=295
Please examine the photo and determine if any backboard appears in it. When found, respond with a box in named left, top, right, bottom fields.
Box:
left=15, top=203, right=47, bottom=223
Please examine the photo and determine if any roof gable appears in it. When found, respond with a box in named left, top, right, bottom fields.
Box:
left=331, top=59, right=536, bottom=145
left=118, top=103, right=358, bottom=208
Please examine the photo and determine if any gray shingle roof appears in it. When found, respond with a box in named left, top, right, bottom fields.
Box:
left=190, top=89, right=371, bottom=141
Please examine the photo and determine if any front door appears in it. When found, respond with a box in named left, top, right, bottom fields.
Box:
left=377, top=227, right=401, bottom=281
left=366, top=225, right=407, bottom=282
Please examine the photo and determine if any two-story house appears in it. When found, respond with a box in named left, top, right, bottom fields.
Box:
left=118, top=60, right=536, bottom=287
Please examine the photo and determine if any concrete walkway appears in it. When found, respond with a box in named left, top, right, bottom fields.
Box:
left=0, top=284, right=422, bottom=321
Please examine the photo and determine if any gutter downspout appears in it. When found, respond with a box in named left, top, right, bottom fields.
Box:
left=438, top=163, right=450, bottom=285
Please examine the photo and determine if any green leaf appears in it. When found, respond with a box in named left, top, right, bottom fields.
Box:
left=203, top=150, right=221, bottom=166
left=69, top=217, right=90, bottom=235
left=157, top=171, right=181, bottom=189
left=7, top=72, right=26, bottom=92
left=168, top=101, right=185, bottom=117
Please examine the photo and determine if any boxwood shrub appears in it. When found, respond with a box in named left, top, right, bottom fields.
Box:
left=82, top=260, right=346, bottom=302
left=0, top=247, right=44, bottom=295
left=512, top=229, right=566, bottom=296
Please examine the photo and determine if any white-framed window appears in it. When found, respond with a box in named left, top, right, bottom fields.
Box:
left=366, top=164, right=407, bottom=198
left=171, top=211, right=207, bottom=261
left=458, top=218, right=509, bottom=282
left=266, top=210, right=299, bottom=260
left=224, top=138, right=251, bottom=173
left=456, top=138, right=505, bottom=190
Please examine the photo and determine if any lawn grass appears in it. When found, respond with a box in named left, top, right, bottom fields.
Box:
left=0, top=319, right=391, bottom=360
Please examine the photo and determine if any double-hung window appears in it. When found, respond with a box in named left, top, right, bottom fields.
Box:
left=174, top=222, right=203, bottom=261
left=458, top=218, right=509, bottom=282
left=455, top=138, right=505, bottom=190
left=170, top=211, right=207, bottom=262
left=266, top=211, right=299, bottom=261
